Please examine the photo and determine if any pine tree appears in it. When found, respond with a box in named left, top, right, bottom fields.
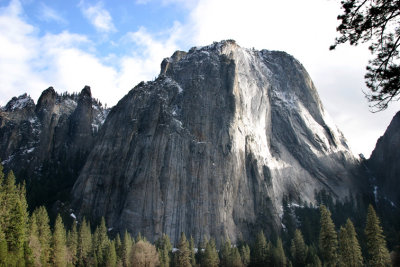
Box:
left=67, top=221, right=78, bottom=266
left=3, top=171, right=29, bottom=265
left=24, top=239, right=34, bottom=267
left=104, top=240, right=117, bottom=267
left=202, top=239, right=219, bottom=267
left=0, top=224, right=8, bottom=266
left=338, top=225, right=350, bottom=267
left=77, top=218, right=92, bottom=266
left=114, top=233, right=122, bottom=266
left=319, top=205, right=338, bottom=267
left=338, top=219, right=363, bottom=267
left=232, top=247, right=244, bottom=267
left=365, top=205, right=391, bottom=267
left=290, top=229, right=308, bottom=267
left=34, top=206, right=52, bottom=266
left=93, top=217, right=110, bottom=266
left=122, top=230, right=133, bottom=267
left=52, top=214, right=67, bottom=267
left=306, top=245, right=322, bottom=267
left=189, top=236, right=196, bottom=267
left=28, top=211, right=41, bottom=266
left=156, top=233, right=172, bottom=267
left=253, top=230, right=268, bottom=267
left=220, top=237, right=232, bottom=267
left=273, top=237, right=286, bottom=267
left=240, top=244, right=250, bottom=267
left=175, top=232, right=191, bottom=267
left=0, top=164, right=5, bottom=231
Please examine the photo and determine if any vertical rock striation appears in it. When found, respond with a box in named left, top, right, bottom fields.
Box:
left=0, top=86, right=108, bottom=207
left=72, top=40, right=362, bottom=244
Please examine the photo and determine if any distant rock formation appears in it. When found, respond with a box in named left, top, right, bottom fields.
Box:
left=368, top=111, right=400, bottom=207
left=70, top=40, right=363, bottom=244
left=0, top=86, right=108, bottom=207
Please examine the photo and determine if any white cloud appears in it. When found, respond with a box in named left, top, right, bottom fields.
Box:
left=79, top=1, right=116, bottom=33
left=0, top=0, right=398, bottom=157
left=0, top=0, right=181, bottom=107
left=38, top=3, right=67, bottom=25
left=117, top=23, right=182, bottom=95
left=0, top=0, right=48, bottom=102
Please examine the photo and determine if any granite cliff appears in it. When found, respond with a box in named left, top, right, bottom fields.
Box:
left=368, top=111, right=400, bottom=207
left=70, top=40, right=362, bottom=244
left=0, top=86, right=108, bottom=207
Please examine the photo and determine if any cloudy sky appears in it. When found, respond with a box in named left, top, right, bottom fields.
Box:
left=0, top=0, right=399, bottom=157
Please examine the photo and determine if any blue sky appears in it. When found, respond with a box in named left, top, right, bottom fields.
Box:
left=0, top=0, right=399, bottom=157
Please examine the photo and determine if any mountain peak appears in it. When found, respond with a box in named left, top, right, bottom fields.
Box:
left=4, top=93, right=35, bottom=112
left=81, top=85, right=92, bottom=98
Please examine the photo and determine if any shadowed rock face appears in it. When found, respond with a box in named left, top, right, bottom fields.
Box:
left=368, top=111, right=400, bottom=206
left=0, top=86, right=108, bottom=207
left=72, top=40, right=362, bottom=244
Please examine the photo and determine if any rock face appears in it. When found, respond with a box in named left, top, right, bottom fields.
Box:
left=72, top=40, right=362, bottom=244
left=368, top=111, right=400, bottom=206
left=0, top=86, right=108, bottom=207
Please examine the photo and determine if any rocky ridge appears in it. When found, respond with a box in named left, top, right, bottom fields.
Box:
left=0, top=86, right=108, bottom=207
left=367, top=111, right=400, bottom=207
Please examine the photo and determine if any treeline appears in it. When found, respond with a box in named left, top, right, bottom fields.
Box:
left=0, top=163, right=399, bottom=266
left=58, top=91, right=105, bottom=108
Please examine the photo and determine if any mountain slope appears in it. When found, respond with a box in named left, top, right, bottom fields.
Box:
left=368, top=111, right=400, bottom=206
left=72, top=40, right=362, bottom=244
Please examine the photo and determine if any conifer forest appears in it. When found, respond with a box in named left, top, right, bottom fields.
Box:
left=0, top=163, right=399, bottom=267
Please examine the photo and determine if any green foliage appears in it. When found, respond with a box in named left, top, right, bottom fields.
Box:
left=67, top=221, right=78, bottom=266
left=0, top=225, right=8, bottom=266
left=4, top=172, right=27, bottom=251
left=93, top=217, right=110, bottom=266
left=239, top=244, right=250, bottom=267
left=290, top=229, right=308, bottom=267
left=52, top=214, right=68, bottom=267
left=252, top=230, right=269, bottom=267
left=365, top=205, right=391, bottom=267
left=175, top=232, right=191, bottom=267
left=319, top=205, right=338, bottom=267
left=338, top=219, right=363, bottom=267
left=272, top=237, right=286, bottom=267
left=0, top=162, right=399, bottom=267
left=219, top=237, right=232, bottom=267
left=306, top=245, right=321, bottom=267
left=32, top=206, right=52, bottom=266
left=156, top=233, right=172, bottom=267
left=0, top=169, right=29, bottom=265
left=114, top=233, right=122, bottom=266
left=189, top=236, right=196, bottom=267
left=202, top=239, right=219, bottom=267
left=77, top=218, right=93, bottom=266
left=104, top=240, right=117, bottom=267
left=219, top=237, right=244, bottom=267
left=122, top=230, right=133, bottom=267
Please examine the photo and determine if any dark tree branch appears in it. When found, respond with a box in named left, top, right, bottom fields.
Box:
left=332, top=0, right=400, bottom=111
